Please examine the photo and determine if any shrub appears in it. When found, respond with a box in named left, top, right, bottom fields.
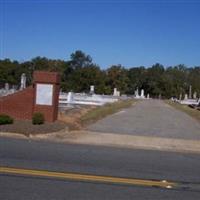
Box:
left=32, top=112, right=45, bottom=125
left=0, top=114, right=14, bottom=125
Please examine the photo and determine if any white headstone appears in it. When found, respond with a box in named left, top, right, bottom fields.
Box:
left=193, top=92, right=197, bottom=99
left=189, top=85, right=192, bottom=99
left=141, top=89, right=144, bottom=98
left=5, top=83, right=9, bottom=91
left=135, top=88, right=139, bottom=98
left=113, top=88, right=117, bottom=96
left=20, top=73, right=26, bottom=90
left=184, top=94, right=188, bottom=100
left=67, top=92, right=74, bottom=103
left=90, top=85, right=94, bottom=94
left=147, top=94, right=150, bottom=99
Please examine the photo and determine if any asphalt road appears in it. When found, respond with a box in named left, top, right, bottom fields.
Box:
left=88, top=100, right=200, bottom=140
left=1, top=137, right=200, bottom=199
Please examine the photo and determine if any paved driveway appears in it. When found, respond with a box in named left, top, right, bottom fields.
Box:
left=88, top=100, right=200, bottom=140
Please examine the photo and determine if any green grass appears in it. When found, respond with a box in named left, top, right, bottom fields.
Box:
left=80, top=99, right=136, bottom=127
left=165, top=100, right=200, bottom=122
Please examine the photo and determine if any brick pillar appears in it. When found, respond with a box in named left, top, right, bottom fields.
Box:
left=33, top=71, right=60, bottom=122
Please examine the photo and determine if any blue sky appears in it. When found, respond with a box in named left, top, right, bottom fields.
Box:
left=0, top=0, right=200, bottom=68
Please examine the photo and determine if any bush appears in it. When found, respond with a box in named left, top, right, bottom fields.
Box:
left=32, top=112, right=45, bottom=125
left=0, top=114, right=14, bottom=125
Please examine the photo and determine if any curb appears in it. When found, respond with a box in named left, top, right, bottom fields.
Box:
left=1, top=130, right=200, bottom=154
left=65, top=131, right=200, bottom=154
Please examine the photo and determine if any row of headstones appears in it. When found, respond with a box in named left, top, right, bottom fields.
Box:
left=184, top=85, right=198, bottom=99
left=180, top=85, right=198, bottom=100
left=182, top=92, right=198, bottom=100
left=0, top=73, right=27, bottom=96
left=135, top=88, right=150, bottom=99
left=90, top=86, right=152, bottom=98
left=0, top=83, right=17, bottom=96
left=90, top=86, right=121, bottom=97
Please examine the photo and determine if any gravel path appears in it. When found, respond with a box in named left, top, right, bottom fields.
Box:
left=88, top=100, right=200, bottom=140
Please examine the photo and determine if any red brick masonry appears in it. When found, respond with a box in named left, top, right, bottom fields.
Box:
left=0, top=86, right=34, bottom=120
left=0, top=71, right=60, bottom=122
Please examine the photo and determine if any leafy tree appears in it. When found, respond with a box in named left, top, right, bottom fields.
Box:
left=106, top=65, right=129, bottom=94
left=69, top=50, right=92, bottom=70
left=145, top=63, right=165, bottom=97
left=0, top=59, right=20, bottom=85
left=128, top=67, right=146, bottom=94
left=165, top=64, right=188, bottom=98
left=1, top=51, right=200, bottom=99
left=68, top=65, right=106, bottom=93
left=188, top=67, right=200, bottom=98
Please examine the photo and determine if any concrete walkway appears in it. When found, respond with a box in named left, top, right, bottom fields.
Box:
left=88, top=100, right=200, bottom=140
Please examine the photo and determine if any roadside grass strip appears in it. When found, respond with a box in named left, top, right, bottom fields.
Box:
left=165, top=100, right=200, bottom=123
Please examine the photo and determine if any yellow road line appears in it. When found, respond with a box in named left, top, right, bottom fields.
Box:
left=0, top=166, right=176, bottom=188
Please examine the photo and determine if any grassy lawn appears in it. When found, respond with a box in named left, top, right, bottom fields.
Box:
left=80, top=99, right=137, bottom=127
left=165, top=100, right=200, bottom=122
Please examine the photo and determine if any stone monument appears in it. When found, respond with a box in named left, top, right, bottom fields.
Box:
left=5, top=83, right=9, bottom=91
left=189, top=85, right=192, bottom=99
left=141, top=89, right=145, bottom=98
left=135, top=88, right=139, bottom=98
left=67, top=92, right=74, bottom=103
left=179, top=93, right=182, bottom=100
left=184, top=94, right=188, bottom=100
left=90, top=85, right=95, bottom=95
left=193, top=92, right=197, bottom=99
left=20, top=73, right=26, bottom=90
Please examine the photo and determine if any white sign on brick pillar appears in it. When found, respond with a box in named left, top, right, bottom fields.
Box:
left=36, top=84, right=53, bottom=105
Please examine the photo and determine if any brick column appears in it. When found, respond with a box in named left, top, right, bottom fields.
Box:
left=33, top=71, right=60, bottom=122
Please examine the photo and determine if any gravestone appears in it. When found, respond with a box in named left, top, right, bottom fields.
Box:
left=193, top=92, right=197, bottom=99
left=5, top=83, right=9, bottom=91
left=189, top=85, right=192, bottom=99
left=184, top=94, right=188, bottom=100
left=67, top=92, right=74, bottom=103
left=90, top=85, right=95, bottom=94
left=141, top=89, right=145, bottom=98
left=113, top=88, right=118, bottom=96
left=20, top=73, right=26, bottom=90
left=135, top=88, right=139, bottom=98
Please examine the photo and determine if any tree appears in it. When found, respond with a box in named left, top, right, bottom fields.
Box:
left=188, top=67, right=200, bottom=98
left=165, top=64, right=188, bottom=98
left=1, top=51, right=199, bottom=98
left=69, top=50, right=92, bottom=70
left=145, top=63, right=166, bottom=97
left=128, top=67, right=147, bottom=94
left=0, top=59, right=20, bottom=85
left=67, top=65, right=106, bottom=93
left=106, top=65, right=129, bottom=94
